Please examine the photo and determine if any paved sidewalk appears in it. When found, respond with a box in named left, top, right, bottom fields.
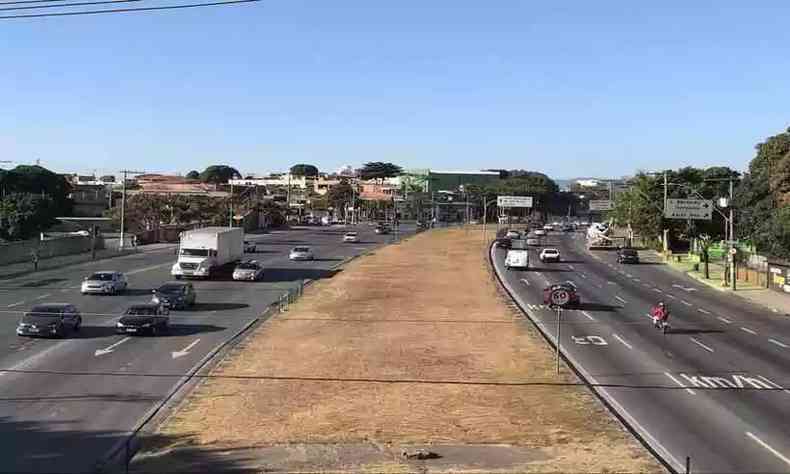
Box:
left=0, top=243, right=176, bottom=281
left=658, top=251, right=790, bottom=316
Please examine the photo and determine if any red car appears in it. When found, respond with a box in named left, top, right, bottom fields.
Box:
left=542, top=282, right=580, bottom=308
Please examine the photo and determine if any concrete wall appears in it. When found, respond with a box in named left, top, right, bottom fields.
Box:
left=0, top=236, right=93, bottom=266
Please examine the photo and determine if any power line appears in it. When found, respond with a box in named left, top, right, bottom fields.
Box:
left=0, top=0, right=140, bottom=12
left=0, top=0, right=73, bottom=6
left=0, top=0, right=260, bottom=19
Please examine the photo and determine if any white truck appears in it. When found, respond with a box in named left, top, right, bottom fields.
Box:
left=171, top=227, right=244, bottom=279
left=505, top=248, right=529, bottom=270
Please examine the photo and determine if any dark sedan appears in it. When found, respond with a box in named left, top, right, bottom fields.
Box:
left=151, top=282, right=196, bottom=310
left=617, top=248, right=640, bottom=264
left=116, top=304, right=170, bottom=336
left=17, top=303, right=82, bottom=338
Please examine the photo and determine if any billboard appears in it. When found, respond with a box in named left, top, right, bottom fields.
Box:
left=497, top=196, right=533, bottom=208
left=664, top=199, right=713, bottom=220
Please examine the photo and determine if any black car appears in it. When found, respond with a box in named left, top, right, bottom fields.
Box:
left=17, top=303, right=82, bottom=338
left=151, top=281, right=196, bottom=310
left=617, top=248, right=640, bottom=264
left=116, top=304, right=170, bottom=335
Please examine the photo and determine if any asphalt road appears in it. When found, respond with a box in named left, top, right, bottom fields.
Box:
left=492, top=230, right=790, bottom=474
left=0, top=223, right=414, bottom=474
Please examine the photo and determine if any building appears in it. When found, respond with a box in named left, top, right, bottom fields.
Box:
left=358, top=181, right=399, bottom=200
left=70, top=184, right=111, bottom=217
left=131, top=174, right=227, bottom=196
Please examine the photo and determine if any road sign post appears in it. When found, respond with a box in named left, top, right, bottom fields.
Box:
left=548, top=287, right=569, bottom=374
left=497, top=196, right=533, bottom=208
left=555, top=305, right=562, bottom=374
left=589, top=200, right=613, bottom=212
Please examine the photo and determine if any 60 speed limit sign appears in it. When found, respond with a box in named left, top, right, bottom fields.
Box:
left=550, top=288, right=571, bottom=307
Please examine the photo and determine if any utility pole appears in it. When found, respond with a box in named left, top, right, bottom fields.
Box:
left=229, top=182, right=234, bottom=228
left=729, top=178, right=736, bottom=291
left=118, top=169, right=145, bottom=251
left=663, top=171, right=669, bottom=255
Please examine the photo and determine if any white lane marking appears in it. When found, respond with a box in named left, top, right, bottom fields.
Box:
left=769, top=338, right=789, bottom=349
left=60, top=288, right=70, bottom=293
left=613, top=333, right=633, bottom=350
left=717, top=316, right=732, bottom=324
left=580, top=273, right=587, bottom=278
left=757, top=375, right=790, bottom=395
left=580, top=311, right=595, bottom=321
left=665, top=372, right=696, bottom=395
left=7, top=301, right=25, bottom=308
left=125, top=262, right=173, bottom=276
left=698, top=308, right=711, bottom=315
left=534, top=272, right=544, bottom=278
left=544, top=278, right=551, bottom=285
left=94, top=337, right=132, bottom=357
left=172, top=339, right=201, bottom=359
left=520, top=278, right=530, bottom=286
left=34, top=293, right=51, bottom=300
left=741, top=327, right=757, bottom=335
left=607, top=280, right=616, bottom=285
left=681, top=300, right=692, bottom=306
left=746, top=432, right=790, bottom=468
left=615, top=296, right=627, bottom=304
left=665, top=293, right=676, bottom=299
left=653, top=288, right=663, bottom=293
left=567, top=265, right=575, bottom=270
left=633, top=278, right=641, bottom=282
left=625, top=273, right=633, bottom=278
left=690, top=337, right=714, bottom=353
left=642, top=282, right=651, bottom=287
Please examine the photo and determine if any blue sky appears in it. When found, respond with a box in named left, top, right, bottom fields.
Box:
left=2, top=1, right=789, bottom=178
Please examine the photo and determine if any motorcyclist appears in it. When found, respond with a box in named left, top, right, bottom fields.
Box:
left=651, top=301, right=669, bottom=328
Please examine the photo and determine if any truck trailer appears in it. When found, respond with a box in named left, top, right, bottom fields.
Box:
left=171, top=227, right=244, bottom=279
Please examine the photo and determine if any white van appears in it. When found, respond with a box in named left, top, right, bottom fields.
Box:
left=505, top=249, right=529, bottom=270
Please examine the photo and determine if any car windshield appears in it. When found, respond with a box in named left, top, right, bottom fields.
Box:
left=293, top=247, right=310, bottom=252
left=87, top=273, right=113, bottom=281
left=544, top=249, right=559, bottom=254
left=125, top=306, right=159, bottom=315
left=180, top=248, right=209, bottom=257
left=157, top=284, right=184, bottom=294
left=346, top=233, right=357, bottom=236
left=622, top=249, right=637, bottom=256
left=27, top=305, right=64, bottom=317
left=237, top=263, right=259, bottom=270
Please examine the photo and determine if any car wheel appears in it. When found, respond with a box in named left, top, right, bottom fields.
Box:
left=151, top=326, right=159, bottom=337
left=174, top=275, right=182, bottom=280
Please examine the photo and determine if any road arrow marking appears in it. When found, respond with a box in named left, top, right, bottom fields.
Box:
left=172, top=339, right=201, bottom=359
left=95, top=337, right=131, bottom=356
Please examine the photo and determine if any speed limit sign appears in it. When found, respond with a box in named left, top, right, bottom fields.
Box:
left=550, top=288, right=571, bottom=307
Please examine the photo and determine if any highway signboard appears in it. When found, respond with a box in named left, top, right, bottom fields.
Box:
left=589, top=200, right=613, bottom=211
left=497, top=196, right=533, bottom=208
left=664, top=199, right=713, bottom=220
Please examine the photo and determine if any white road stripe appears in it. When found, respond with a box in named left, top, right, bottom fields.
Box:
left=757, top=375, right=790, bottom=395
left=681, top=300, right=692, bottom=306
left=665, top=372, right=696, bottom=395
left=615, top=296, right=627, bottom=304
left=653, top=288, right=663, bottom=293
left=7, top=301, right=25, bottom=308
left=613, top=333, right=633, bottom=350
left=633, top=278, right=641, bottom=282
left=746, top=432, right=790, bottom=468
left=520, top=278, right=530, bottom=286
left=717, top=316, right=732, bottom=324
left=625, top=273, right=633, bottom=278
left=126, top=262, right=173, bottom=276
left=567, top=265, right=575, bottom=270
left=665, top=294, right=676, bottom=299
left=698, top=308, right=711, bottom=315
left=769, top=338, right=789, bottom=349
left=580, top=273, right=587, bottom=278
left=741, top=327, right=757, bottom=335
left=580, top=311, right=595, bottom=321
left=690, top=337, right=714, bottom=353
left=34, top=293, right=51, bottom=300
left=61, top=288, right=70, bottom=293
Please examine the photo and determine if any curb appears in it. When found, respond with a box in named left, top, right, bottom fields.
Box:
left=488, top=243, right=680, bottom=474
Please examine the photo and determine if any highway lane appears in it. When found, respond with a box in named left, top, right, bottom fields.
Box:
left=493, top=230, right=790, bottom=473
left=0, top=224, right=414, bottom=474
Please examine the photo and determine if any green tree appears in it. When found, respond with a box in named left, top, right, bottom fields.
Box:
left=289, top=164, right=319, bottom=177
left=327, top=180, right=354, bottom=217
left=0, top=193, right=58, bottom=241
left=358, top=162, right=402, bottom=182
left=185, top=170, right=200, bottom=180
left=0, top=165, right=71, bottom=216
left=199, top=165, right=241, bottom=184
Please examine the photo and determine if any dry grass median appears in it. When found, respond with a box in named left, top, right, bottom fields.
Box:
left=137, top=227, right=662, bottom=473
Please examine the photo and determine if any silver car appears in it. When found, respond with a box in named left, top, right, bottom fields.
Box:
left=289, top=246, right=314, bottom=261
left=81, top=271, right=128, bottom=295
left=343, top=232, right=359, bottom=243
left=232, top=260, right=264, bottom=281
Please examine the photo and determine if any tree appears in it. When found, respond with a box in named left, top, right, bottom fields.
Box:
left=358, top=162, right=402, bottom=182
left=289, top=164, right=319, bottom=177
left=199, top=165, right=241, bottom=184
left=327, top=180, right=354, bottom=217
left=0, top=193, right=58, bottom=241
left=185, top=170, right=200, bottom=180
left=0, top=165, right=72, bottom=216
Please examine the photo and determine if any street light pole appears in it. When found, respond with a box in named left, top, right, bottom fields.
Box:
left=729, top=179, right=736, bottom=291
